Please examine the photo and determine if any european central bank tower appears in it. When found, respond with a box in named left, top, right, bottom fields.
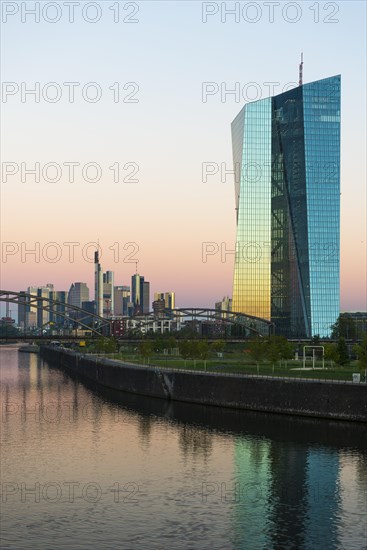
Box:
left=232, top=75, right=340, bottom=338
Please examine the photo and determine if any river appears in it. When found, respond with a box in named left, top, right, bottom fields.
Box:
left=1, top=348, right=366, bottom=549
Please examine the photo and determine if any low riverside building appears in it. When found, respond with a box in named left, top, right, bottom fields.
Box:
left=111, top=314, right=182, bottom=336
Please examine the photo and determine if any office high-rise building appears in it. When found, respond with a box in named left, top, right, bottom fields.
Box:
left=94, top=251, right=103, bottom=317
left=154, top=292, right=175, bottom=310
left=49, top=290, right=68, bottom=326
left=23, top=288, right=37, bottom=328
left=131, top=274, right=150, bottom=314
left=18, top=291, right=28, bottom=329
left=68, top=282, right=90, bottom=325
left=81, top=301, right=95, bottom=327
left=103, top=270, right=114, bottom=316
left=232, top=75, right=340, bottom=337
left=132, top=274, right=142, bottom=307
left=27, top=286, right=52, bottom=329
left=68, top=282, right=89, bottom=308
left=215, top=296, right=232, bottom=313
left=152, top=299, right=166, bottom=318
left=142, top=281, right=150, bottom=314
left=20, top=286, right=69, bottom=330
left=114, top=286, right=130, bottom=316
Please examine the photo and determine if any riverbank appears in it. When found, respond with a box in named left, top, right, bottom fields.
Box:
left=40, top=346, right=367, bottom=423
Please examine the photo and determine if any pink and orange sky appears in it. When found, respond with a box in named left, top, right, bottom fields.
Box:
left=1, top=2, right=366, bottom=312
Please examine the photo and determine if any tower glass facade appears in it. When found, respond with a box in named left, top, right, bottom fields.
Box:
left=232, top=75, right=340, bottom=337
left=232, top=98, right=272, bottom=321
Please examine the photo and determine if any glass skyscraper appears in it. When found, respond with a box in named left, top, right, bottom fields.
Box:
left=232, top=75, right=341, bottom=337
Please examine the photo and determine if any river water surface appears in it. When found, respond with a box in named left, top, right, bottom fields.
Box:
left=1, top=348, right=366, bottom=549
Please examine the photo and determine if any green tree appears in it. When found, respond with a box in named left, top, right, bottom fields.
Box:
left=188, top=340, right=200, bottom=367
left=248, top=339, right=266, bottom=369
left=276, top=337, right=294, bottom=362
left=211, top=340, right=225, bottom=353
left=353, top=334, right=367, bottom=370
left=0, top=323, right=19, bottom=338
left=331, top=314, right=357, bottom=339
left=324, top=343, right=338, bottom=365
left=95, top=337, right=116, bottom=354
left=159, top=336, right=177, bottom=353
left=153, top=336, right=164, bottom=353
left=264, top=336, right=293, bottom=368
left=336, top=337, right=350, bottom=366
left=167, top=336, right=177, bottom=350
left=178, top=340, right=191, bottom=367
left=197, top=341, right=209, bottom=369
left=266, top=339, right=282, bottom=369
left=139, top=341, right=154, bottom=363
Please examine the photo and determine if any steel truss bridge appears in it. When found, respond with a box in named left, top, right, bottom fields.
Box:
left=0, top=290, right=110, bottom=336
left=0, top=291, right=273, bottom=338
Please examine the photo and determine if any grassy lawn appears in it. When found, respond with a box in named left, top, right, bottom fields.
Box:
left=99, top=352, right=364, bottom=382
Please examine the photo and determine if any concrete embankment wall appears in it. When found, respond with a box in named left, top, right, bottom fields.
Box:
left=40, top=347, right=367, bottom=422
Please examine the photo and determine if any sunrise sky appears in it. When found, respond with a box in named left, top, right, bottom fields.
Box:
left=1, top=1, right=366, bottom=312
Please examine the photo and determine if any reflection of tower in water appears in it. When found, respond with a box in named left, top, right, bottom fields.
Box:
left=232, top=438, right=273, bottom=549
left=178, top=425, right=213, bottom=463
left=137, top=416, right=153, bottom=448
left=267, top=443, right=309, bottom=548
left=232, top=437, right=341, bottom=549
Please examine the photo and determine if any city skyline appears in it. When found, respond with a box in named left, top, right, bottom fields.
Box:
left=11, top=262, right=179, bottom=326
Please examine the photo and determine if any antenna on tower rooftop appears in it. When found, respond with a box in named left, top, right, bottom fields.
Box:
left=299, top=53, right=304, bottom=86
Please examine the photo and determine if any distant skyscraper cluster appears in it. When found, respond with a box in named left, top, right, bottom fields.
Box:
left=17, top=257, right=177, bottom=332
